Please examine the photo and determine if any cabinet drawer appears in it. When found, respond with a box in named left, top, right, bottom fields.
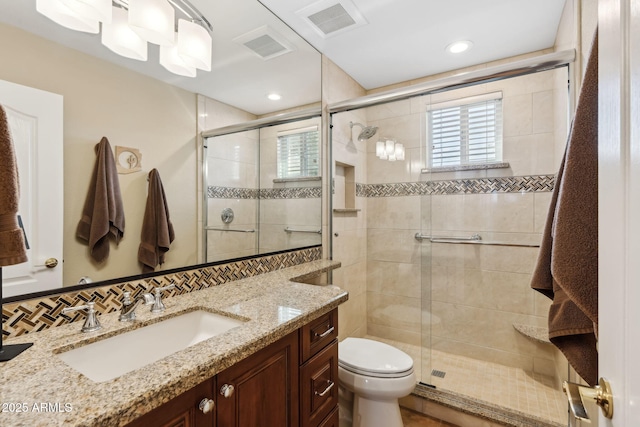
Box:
left=300, top=308, right=338, bottom=362
left=317, top=407, right=339, bottom=427
left=300, top=340, right=338, bottom=427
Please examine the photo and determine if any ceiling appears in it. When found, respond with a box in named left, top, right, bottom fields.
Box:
left=0, top=0, right=321, bottom=116
left=1, top=0, right=567, bottom=115
left=261, top=0, right=568, bottom=90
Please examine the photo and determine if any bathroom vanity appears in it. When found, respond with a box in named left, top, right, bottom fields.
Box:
left=0, top=260, right=345, bottom=427
left=127, top=308, right=339, bottom=427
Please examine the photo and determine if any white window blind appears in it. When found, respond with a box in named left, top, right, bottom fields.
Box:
left=277, top=126, right=319, bottom=178
left=427, top=92, right=503, bottom=168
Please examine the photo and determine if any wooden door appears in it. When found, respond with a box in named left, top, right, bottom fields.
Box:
left=216, top=331, right=299, bottom=427
left=126, top=378, right=215, bottom=427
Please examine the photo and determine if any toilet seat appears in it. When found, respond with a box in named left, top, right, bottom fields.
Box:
left=338, top=338, right=414, bottom=378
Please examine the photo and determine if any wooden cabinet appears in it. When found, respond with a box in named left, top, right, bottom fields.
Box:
left=125, top=308, right=339, bottom=427
left=299, top=309, right=339, bottom=427
left=126, top=377, right=215, bottom=427
left=300, top=340, right=338, bottom=427
left=216, top=330, right=299, bottom=427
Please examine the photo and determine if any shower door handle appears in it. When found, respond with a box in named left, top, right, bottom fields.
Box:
left=562, top=377, right=613, bottom=420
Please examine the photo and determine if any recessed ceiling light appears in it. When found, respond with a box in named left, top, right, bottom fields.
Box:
left=267, top=93, right=282, bottom=101
left=446, top=40, right=473, bottom=54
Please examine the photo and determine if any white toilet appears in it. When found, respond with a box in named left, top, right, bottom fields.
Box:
left=338, top=337, right=416, bottom=427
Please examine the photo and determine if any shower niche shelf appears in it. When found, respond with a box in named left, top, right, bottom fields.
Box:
left=333, top=162, right=357, bottom=213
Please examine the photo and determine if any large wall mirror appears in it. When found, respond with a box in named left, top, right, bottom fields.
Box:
left=0, top=0, right=321, bottom=299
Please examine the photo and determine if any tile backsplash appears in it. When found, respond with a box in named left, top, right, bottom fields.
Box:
left=2, top=246, right=321, bottom=338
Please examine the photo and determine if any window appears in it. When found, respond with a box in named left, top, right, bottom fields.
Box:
left=427, top=92, right=503, bottom=168
left=277, top=126, right=320, bottom=179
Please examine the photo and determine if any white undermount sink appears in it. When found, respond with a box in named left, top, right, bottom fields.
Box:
left=57, top=310, right=245, bottom=383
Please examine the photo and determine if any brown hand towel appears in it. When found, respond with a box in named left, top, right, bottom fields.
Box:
left=0, top=105, right=28, bottom=266
left=76, top=137, right=125, bottom=263
left=138, top=169, right=174, bottom=273
left=531, top=30, right=598, bottom=386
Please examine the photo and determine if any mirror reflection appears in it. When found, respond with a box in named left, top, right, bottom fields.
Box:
left=0, top=0, right=321, bottom=299
left=205, top=118, right=322, bottom=262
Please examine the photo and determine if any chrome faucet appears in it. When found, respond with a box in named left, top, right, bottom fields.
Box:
left=150, top=283, right=176, bottom=313
left=119, top=291, right=154, bottom=322
left=61, top=301, right=102, bottom=333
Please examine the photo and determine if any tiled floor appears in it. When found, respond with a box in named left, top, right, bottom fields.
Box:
left=366, top=335, right=567, bottom=425
left=401, top=407, right=459, bottom=427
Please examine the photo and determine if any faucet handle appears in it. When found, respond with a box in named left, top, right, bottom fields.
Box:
left=61, top=301, right=102, bottom=333
left=154, top=283, right=176, bottom=295
left=150, top=283, right=176, bottom=313
left=122, top=291, right=133, bottom=305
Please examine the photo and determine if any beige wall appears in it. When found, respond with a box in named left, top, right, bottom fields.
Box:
left=0, top=23, right=198, bottom=286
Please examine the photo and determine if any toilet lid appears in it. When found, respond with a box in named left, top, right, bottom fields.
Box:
left=338, top=338, right=414, bottom=378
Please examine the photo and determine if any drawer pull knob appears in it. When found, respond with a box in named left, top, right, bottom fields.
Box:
left=220, top=384, right=235, bottom=398
left=198, top=398, right=215, bottom=414
left=315, top=381, right=335, bottom=397
left=315, top=326, right=335, bottom=338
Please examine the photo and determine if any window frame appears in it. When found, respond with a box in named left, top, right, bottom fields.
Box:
left=426, top=91, right=503, bottom=170
left=276, top=125, right=320, bottom=179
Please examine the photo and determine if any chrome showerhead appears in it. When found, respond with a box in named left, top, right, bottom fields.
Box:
left=350, top=121, right=378, bottom=141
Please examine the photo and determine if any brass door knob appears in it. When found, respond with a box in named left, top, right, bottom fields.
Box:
left=563, top=377, right=613, bottom=420
left=35, top=258, right=58, bottom=268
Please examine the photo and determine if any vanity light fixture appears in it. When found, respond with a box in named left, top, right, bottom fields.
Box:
left=102, top=6, right=148, bottom=61
left=128, top=0, right=175, bottom=46
left=446, top=40, right=473, bottom=54
left=36, top=0, right=213, bottom=78
left=36, top=0, right=100, bottom=33
left=62, top=0, right=113, bottom=23
left=159, top=34, right=197, bottom=77
left=376, top=138, right=404, bottom=162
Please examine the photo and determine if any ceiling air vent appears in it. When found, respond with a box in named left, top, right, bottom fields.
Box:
left=296, top=0, right=368, bottom=39
left=233, top=26, right=295, bottom=60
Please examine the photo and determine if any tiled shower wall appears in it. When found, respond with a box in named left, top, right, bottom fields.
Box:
left=204, top=118, right=322, bottom=262
left=259, top=119, right=322, bottom=253
left=363, top=68, right=569, bottom=377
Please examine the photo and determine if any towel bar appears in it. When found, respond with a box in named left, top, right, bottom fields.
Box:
left=206, top=227, right=255, bottom=233
left=284, top=227, right=321, bottom=234
left=414, top=233, right=540, bottom=248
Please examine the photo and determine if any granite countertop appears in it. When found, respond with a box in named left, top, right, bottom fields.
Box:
left=0, top=260, right=346, bottom=427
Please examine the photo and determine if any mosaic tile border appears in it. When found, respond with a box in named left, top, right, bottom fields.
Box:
left=208, top=186, right=321, bottom=199
left=259, top=187, right=322, bottom=199
left=2, top=246, right=322, bottom=338
left=357, top=174, right=555, bottom=197
left=208, top=186, right=258, bottom=199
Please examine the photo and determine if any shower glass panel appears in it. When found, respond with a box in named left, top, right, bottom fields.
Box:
left=204, top=116, right=322, bottom=263
left=330, top=65, right=571, bottom=426
left=205, top=129, right=260, bottom=262
left=422, top=67, right=570, bottom=425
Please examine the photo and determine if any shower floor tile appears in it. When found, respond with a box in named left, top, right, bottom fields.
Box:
left=365, top=335, right=567, bottom=425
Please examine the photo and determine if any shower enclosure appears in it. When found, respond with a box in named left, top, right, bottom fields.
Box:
left=202, top=112, right=322, bottom=263
left=330, top=53, right=574, bottom=426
